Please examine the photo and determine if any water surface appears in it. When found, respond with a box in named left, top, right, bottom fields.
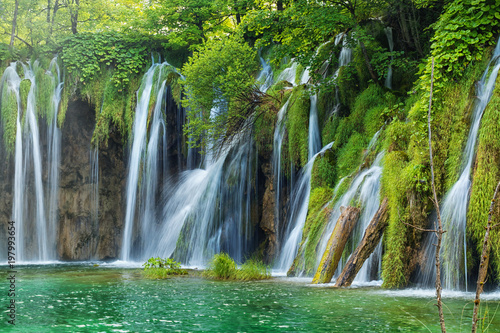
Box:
left=1, top=264, right=499, bottom=332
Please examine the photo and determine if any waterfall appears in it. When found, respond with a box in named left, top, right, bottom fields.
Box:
left=152, top=128, right=257, bottom=266
left=307, top=94, right=322, bottom=159
left=276, top=62, right=298, bottom=85
left=1, top=59, right=62, bottom=262
left=314, top=152, right=385, bottom=281
left=419, top=38, right=500, bottom=290
left=384, top=27, right=394, bottom=89
left=275, top=142, right=334, bottom=272
left=46, top=58, right=63, bottom=260
left=122, top=62, right=174, bottom=261
left=257, top=57, right=274, bottom=93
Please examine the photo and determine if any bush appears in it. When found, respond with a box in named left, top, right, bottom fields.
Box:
left=236, top=259, right=271, bottom=281
left=204, top=253, right=238, bottom=280
left=142, top=257, right=187, bottom=279
left=203, top=253, right=271, bottom=281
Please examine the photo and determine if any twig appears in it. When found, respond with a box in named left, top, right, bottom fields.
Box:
left=471, top=180, right=500, bottom=333
left=428, top=56, right=446, bottom=333
left=402, top=221, right=437, bottom=233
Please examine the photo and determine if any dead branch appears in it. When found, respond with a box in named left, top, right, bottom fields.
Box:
left=471, top=180, right=500, bottom=333
left=427, top=56, right=446, bottom=333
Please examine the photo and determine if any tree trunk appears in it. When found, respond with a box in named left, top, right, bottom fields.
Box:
left=70, top=0, right=79, bottom=34
left=359, top=39, right=379, bottom=84
left=10, top=0, right=20, bottom=47
left=47, top=0, right=51, bottom=23
left=312, top=206, right=360, bottom=284
left=335, top=198, right=389, bottom=287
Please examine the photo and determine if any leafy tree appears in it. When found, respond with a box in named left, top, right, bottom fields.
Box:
left=181, top=34, right=259, bottom=151
left=144, top=0, right=235, bottom=50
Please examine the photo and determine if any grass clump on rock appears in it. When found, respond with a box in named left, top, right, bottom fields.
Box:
left=203, top=253, right=271, bottom=281
left=142, top=257, right=187, bottom=279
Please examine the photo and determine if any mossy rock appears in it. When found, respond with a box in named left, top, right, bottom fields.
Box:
left=287, top=85, right=311, bottom=168
left=337, top=65, right=360, bottom=109
left=311, top=148, right=336, bottom=190
left=288, top=187, right=333, bottom=276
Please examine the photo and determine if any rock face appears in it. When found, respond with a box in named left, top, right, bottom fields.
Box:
left=58, top=99, right=125, bottom=260
left=259, top=160, right=276, bottom=262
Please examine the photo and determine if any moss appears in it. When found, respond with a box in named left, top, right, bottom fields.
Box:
left=337, top=64, right=359, bottom=110
left=287, top=85, right=310, bottom=167
left=468, top=76, right=500, bottom=281
left=34, top=64, right=55, bottom=121
left=311, top=148, right=336, bottom=190
left=19, top=79, right=31, bottom=111
left=0, top=85, right=18, bottom=155
left=336, top=132, right=366, bottom=181
left=381, top=151, right=411, bottom=288
left=288, top=187, right=333, bottom=276
left=317, top=87, right=336, bottom=126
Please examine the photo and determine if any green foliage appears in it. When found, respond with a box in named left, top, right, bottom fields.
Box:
left=60, top=32, right=165, bottom=89
left=182, top=35, right=259, bottom=152
left=203, top=253, right=271, bottom=281
left=204, top=253, right=238, bottom=280
left=287, top=85, right=310, bottom=168
left=237, top=259, right=271, bottom=281
left=417, top=0, right=500, bottom=100
left=144, top=0, right=236, bottom=50
left=142, top=257, right=188, bottom=279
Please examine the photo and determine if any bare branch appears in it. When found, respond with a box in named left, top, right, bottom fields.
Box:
left=428, top=56, right=446, bottom=333
left=402, top=221, right=437, bottom=233
left=472, top=180, right=500, bottom=333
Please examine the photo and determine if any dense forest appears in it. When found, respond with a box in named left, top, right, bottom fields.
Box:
left=2, top=0, right=500, bottom=293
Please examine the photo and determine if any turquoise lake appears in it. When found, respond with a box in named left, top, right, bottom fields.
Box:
left=1, top=264, right=500, bottom=332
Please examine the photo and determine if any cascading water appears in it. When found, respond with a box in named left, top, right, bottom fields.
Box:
left=307, top=94, right=321, bottom=159
left=1, top=58, right=63, bottom=262
left=384, top=27, right=394, bottom=89
left=257, top=57, right=274, bottom=93
left=46, top=58, right=63, bottom=260
left=276, top=62, right=298, bottom=85
left=122, top=60, right=268, bottom=265
left=121, top=62, right=173, bottom=261
left=314, top=151, right=385, bottom=282
left=275, top=142, right=334, bottom=272
left=419, top=38, right=500, bottom=290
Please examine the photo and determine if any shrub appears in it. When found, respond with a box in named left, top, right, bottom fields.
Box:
left=204, top=253, right=238, bottom=280
left=203, top=253, right=271, bottom=281
left=142, top=257, right=187, bottom=279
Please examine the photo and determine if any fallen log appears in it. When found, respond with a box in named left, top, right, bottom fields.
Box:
left=334, top=197, right=389, bottom=287
left=312, top=206, right=360, bottom=284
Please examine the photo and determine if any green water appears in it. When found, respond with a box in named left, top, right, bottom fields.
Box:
left=1, top=264, right=499, bottom=332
